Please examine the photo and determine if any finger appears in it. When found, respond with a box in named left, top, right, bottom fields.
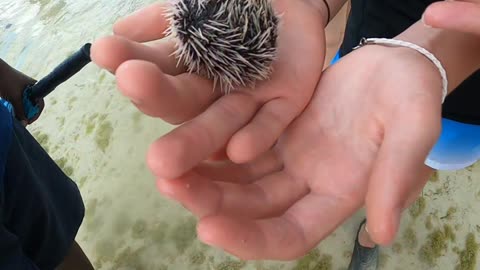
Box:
left=208, top=146, right=229, bottom=161
left=196, top=150, right=282, bottom=183
left=402, top=166, right=433, bottom=210
left=197, top=193, right=359, bottom=260
left=91, top=35, right=184, bottom=75
left=115, top=59, right=220, bottom=123
left=147, top=93, right=259, bottom=179
left=227, top=98, right=300, bottom=163
left=113, top=2, right=171, bottom=42
left=365, top=106, right=441, bottom=245
left=157, top=170, right=307, bottom=219
left=423, top=2, right=480, bottom=35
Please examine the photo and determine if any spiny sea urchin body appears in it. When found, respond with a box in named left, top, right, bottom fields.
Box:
left=164, top=0, right=280, bottom=92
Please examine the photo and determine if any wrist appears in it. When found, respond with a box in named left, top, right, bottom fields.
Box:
left=355, top=38, right=448, bottom=103
left=395, top=21, right=480, bottom=94
left=0, top=60, right=12, bottom=98
left=356, top=44, right=444, bottom=102
left=0, top=59, right=35, bottom=101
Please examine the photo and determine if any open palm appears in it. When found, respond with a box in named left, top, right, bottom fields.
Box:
left=91, top=0, right=326, bottom=178
left=155, top=44, right=443, bottom=260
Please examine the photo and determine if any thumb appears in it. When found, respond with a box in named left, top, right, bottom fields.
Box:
left=423, top=1, right=480, bottom=35
left=365, top=107, right=441, bottom=245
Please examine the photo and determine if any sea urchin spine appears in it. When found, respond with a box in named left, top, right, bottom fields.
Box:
left=164, top=0, right=280, bottom=92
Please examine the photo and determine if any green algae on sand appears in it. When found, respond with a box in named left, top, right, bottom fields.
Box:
left=444, top=224, right=456, bottom=242
left=33, top=131, right=51, bottom=152
left=425, top=216, right=433, bottom=230
left=85, top=122, right=95, bottom=135
left=420, top=230, right=446, bottom=265
left=131, top=219, right=148, bottom=239
left=95, top=120, right=113, bottom=152
left=112, top=212, right=131, bottom=236
left=403, top=227, right=418, bottom=249
left=392, top=243, right=402, bottom=254
left=54, top=157, right=74, bottom=177
left=94, top=239, right=115, bottom=259
left=429, top=170, right=439, bottom=182
left=409, top=196, right=426, bottom=219
left=419, top=225, right=457, bottom=266
left=442, top=207, right=457, bottom=221
left=455, top=233, right=479, bottom=270
left=171, top=217, right=197, bottom=254
left=33, top=131, right=49, bottom=145
left=77, top=176, right=87, bottom=188
left=293, top=249, right=333, bottom=270
left=189, top=250, right=206, bottom=265
left=57, top=116, right=65, bottom=127
left=378, top=252, right=390, bottom=268
left=215, top=259, right=246, bottom=270
left=110, top=246, right=149, bottom=270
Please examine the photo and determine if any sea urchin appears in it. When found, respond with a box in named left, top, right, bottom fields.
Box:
left=164, top=0, right=280, bottom=92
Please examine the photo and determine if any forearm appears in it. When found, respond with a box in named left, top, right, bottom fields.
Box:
left=304, top=0, right=349, bottom=27
left=0, top=59, right=19, bottom=99
left=0, top=59, right=11, bottom=98
left=396, top=20, right=480, bottom=94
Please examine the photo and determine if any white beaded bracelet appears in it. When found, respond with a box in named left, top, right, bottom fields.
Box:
left=354, top=38, right=448, bottom=104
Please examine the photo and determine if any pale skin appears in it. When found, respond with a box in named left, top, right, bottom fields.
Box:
left=362, top=0, right=480, bottom=247
left=91, top=0, right=480, bottom=260
left=423, top=0, right=480, bottom=35
left=92, top=0, right=329, bottom=169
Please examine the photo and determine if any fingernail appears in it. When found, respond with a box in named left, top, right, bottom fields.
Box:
left=421, top=12, right=432, bottom=28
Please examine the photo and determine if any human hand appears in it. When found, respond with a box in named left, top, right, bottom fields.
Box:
left=152, top=44, right=442, bottom=260
left=91, top=0, right=326, bottom=178
left=0, top=59, right=44, bottom=126
left=423, top=0, right=480, bottom=35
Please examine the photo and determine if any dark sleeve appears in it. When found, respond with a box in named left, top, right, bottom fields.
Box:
left=1, top=119, right=85, bottom=270
left=0, top=106, right=40, bottom=269
left=0, top=225, right=40, bottom=269
left=0, top=104, right=84, bottom=269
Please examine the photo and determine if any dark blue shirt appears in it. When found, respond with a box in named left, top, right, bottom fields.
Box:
left=0, top=104, right=40, bottom=269
left=0, top=103, right=84, bottom=269
left=0, top=103, right=12, bottom=186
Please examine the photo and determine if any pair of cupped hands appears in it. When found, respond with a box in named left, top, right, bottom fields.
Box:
left=89, top=0, right=480, bottom=260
